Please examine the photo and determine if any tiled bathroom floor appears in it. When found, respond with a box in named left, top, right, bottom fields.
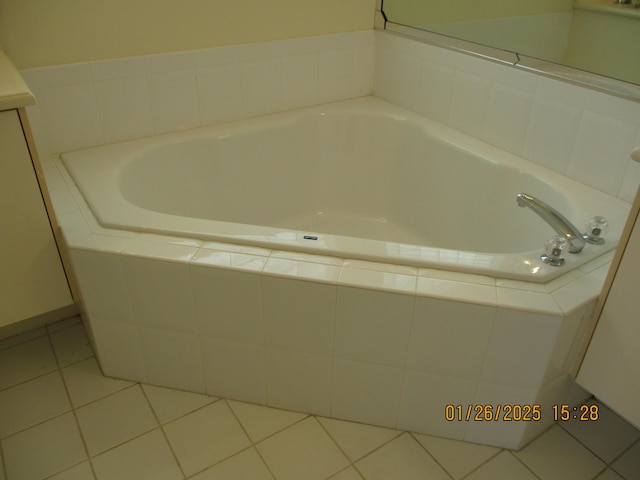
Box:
left=0, top=317, right=639, bottom=480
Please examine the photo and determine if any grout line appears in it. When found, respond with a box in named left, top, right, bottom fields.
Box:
left=458, top=449, right=504, bottom=480
left=509, top=450, right=544, bottom=480
left=4, top=318, right=640, bottom=480
left=137, top=384, right=186, bottom=478
left=407, top=432, right=456, bottom=480
left=47, top=328, right=98, bottom=480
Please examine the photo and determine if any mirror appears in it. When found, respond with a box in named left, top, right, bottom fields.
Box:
left=381, top=0, right=640, bottom=95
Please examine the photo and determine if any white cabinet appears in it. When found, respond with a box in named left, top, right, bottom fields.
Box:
left=577, top=187, right=640, bottom=429
left=0, top=108, right=73, bottom=333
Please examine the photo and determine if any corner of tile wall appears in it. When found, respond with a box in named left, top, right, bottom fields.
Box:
left=372, top=30, right=640, bottom=203
left=20, top=30, right=375, bottom=157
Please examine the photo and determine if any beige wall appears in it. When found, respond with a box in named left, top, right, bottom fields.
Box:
left=0, top=0, right=376, bottom=68
left=383, top=0, right=573, bottom=25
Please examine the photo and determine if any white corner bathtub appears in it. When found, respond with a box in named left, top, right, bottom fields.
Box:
left=62, top=97, right=627, bottom=283
left=59, top=96, right=630, bottom=450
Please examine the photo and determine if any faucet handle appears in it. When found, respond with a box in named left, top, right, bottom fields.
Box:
left=541, top=235, right=568, bottom=266
left=583, top=216, right=608, bottom=245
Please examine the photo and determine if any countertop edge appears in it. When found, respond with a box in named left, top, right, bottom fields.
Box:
left=0, top=51, right=36, bottom=111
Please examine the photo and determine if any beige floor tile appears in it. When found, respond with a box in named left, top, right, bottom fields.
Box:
left=46, top=316, right=82, bottom=334
left=355, top=433, right=449, bottom=480
left=2, top=412, right=86, bottom=480
left=142, top=383, right=216, bottom=424
left=0, top=336, right=58, bottom=389
left=50, top=323, right=94, bottom=367
left=414, top=433, right=501, bottom=479
left=595, top=469, right=625, bottom=480
left=190, top=447, right=274, bottom=480
left=0, top=327, right=47, bottom=351
left=515, top=425, right=606, bottom=480
left=47, top=461, right=95, bottom=479
left=163, top=401, right=250, bottom=477
left=465, top=451, right=537, bottom=480
left=91, top=429, right=183, bottom=480
left=329, top=467, right=365, bottom=480
left=228, top=399, right=307, bottom=443
left=257, top=417, right=349, bottom=480
left=0, top=371, right=71, bottom=438
left=611, top=441, right=640, bottom=480
left=317, top=416, right=401, bottom=462
left=75, top=385, right=158, bottom=455
left=560, top=399, right=640, bottom=463
left=61, top=357, right=133, bottom=407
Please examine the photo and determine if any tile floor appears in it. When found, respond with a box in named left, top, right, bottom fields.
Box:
left=0, top=316, right=639, bottom=480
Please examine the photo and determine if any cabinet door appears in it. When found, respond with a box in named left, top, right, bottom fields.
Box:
left=576, top=199, right=640, bottom=429
left=0, top=109, right=72, bottom=326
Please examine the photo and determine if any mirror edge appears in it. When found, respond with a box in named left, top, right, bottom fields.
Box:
left=378, top=19, right=640, bottom=103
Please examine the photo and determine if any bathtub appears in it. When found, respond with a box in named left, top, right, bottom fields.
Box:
left=59, top=96, right=628, bottom=449
left=62, top=96, right=627, bottom=283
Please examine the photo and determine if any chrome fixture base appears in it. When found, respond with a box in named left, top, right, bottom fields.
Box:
left=541, top=254, right=566, bottom=267
left=583, top=234, right=606, bottom=245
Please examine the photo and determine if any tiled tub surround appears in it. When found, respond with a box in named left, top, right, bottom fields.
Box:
left=59, top=203, right=609, bottom=451
left=60, top=97, right=629, bottom=283
left=373, top=32, right=640, bottom=204
left=23, top=30, right=639, bottom=449
left=21, top=30, right=375, bottom=157
left=54, top=130, right=611, bottom=450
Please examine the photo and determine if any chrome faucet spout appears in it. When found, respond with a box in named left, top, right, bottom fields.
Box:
left=516, top=193, right=586, bottom=253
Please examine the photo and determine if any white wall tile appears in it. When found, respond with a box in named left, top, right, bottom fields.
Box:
left=148, top=69, right=200, bottom=134
left=197, top=63, right=242, bottom=124
left=200, top=337, right=266, bottom=404
left=373, top=47, right=395, bottom=102
left=353, top=45, right=375, bottom=97
left=397, top=370, right=476, bottom=440
left=237, top=41, right=283, bottom=62
left=38, top=83, right=103, bottom=153
left=280, top=36, right=319, bottom=56
left=480, top=309, right=562, bottom=389
left=265, top=347, right=332, bottom=416
left=464, top=382, right=537, bottom=449
left=618, top=148, right=640, bottom=202
left=191, top=265, right=263, bottom=344
left=69, top=249, right=131, bottom=323
left=407, top=297, right=496, bottom=379
left=145, top=51, right=195, bottom=74
left=483, top=82, right=534, bottom=155
left=386, top=51, right=423, bottom=110
left=319, top=49, right=355, bottom=104
left=568, top=111, right=639, bottom=196
left=90, top=317, right=147, bottom=383
left=195, top=45, right=241, bottom=68
left=241, top=58, right=282, bottom=117
left=522, top=96, right=583, bottom=174
left=262, top=276, right=336, bottom=356
left=449, top=70, right=492, bottom=138
left=138, top=326, right=205, bottom=393
left=122, top=256, right=197, bottom=333
left=281, top=53, right=319, bottom=110
left=332, top=358, right=404, bottom=429
left=91, top=57, right=147, bottom=81
left=94, top=76, right=153, bottom=143
left=23, top=63, right=93, bottom=89
left=334, top=286, right=413, bottom=367
left=418, top=60, right=455, bottom=124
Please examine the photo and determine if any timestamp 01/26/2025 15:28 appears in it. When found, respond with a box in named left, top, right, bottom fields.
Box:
left=444, top=404, right=600, bottom=422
